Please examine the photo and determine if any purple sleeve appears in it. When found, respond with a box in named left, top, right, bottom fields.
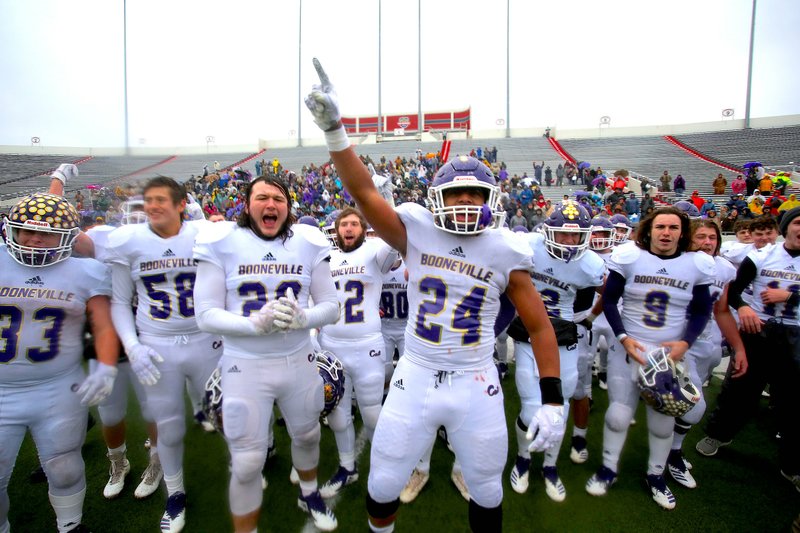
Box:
left=682, top=284, right=713, bottom=347
left=494, top=293, right=517, bottom=337
left=602, top=270, right=626, bottom=337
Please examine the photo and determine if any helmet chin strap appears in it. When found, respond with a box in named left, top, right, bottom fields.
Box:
left=441, top=204, right=493, bottom=232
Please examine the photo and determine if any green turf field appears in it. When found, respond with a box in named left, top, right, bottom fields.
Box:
left=7, top=364, right=798, bottom=532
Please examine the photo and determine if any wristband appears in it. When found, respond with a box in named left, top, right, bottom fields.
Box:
left=539, top=376, right=564, bottom=405
left=324, top=126, right=350, bottom=152
left=616, top=333, right=628, bottom=343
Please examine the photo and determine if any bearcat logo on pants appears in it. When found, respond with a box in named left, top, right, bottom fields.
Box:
left=486, top=384, right=500, bottom=397
left=212, top=340, right=223, bottom=350
left=369, top=349, right=382, bottom=358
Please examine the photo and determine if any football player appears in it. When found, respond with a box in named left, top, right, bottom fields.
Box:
left=507, top=201, right=604, bottom=502
left=306, top=59, right=563, bottom=533
left=193, top=175, right=340, bottom=532
left=697, top=207, right=800, bottom=492
left=85, top=198, right=163, bottom=500
left=585, top=206, right=715, bottom=510
left=664, top=220, right=746, bottom=488
left=380, top=257, right=407, bottom=389
left=568, top=215, right=614, bottom=465
left=0, top=193, right=118, bottom=533
left=318, top=207, right=399, bottom=498
left=106, top=177, right=223, bottom=533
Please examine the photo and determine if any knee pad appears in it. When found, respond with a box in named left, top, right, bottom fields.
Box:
left=156, top=415, right=186, bottom=448
left=681, top=396, right=706, bottom=426
left=292, top=422, right=321, bottom=450
left=360, top=403, right=382, bottom=431
left=223, top=397, right=259, bottom=442
left=647, top=410, right=675, bottom=439
left=98, top=397, right=126, bottom=427
left=326, top=402, right=353, bottom=433
left=366, top=493, right=399, bottom=520
left=43, top=451, right=84, bottom=490
left=468, top=499, right=502, bottom=533
left=230, top=449, right=265, bottom=485
left=606, top=402, right=634, bottom=433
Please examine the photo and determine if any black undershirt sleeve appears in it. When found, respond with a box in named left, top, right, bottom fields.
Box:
left=727, top=257, right=758, bottom=310
left=602, top=270, right=626, bottom=337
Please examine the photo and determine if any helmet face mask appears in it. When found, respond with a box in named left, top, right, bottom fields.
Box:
left=589, top=216, right=615, bottom=251
left=202, top=367, right=224, bottom=433
left=637, top=347, right=700, bottom=417
left=610, top=214, right=633, bottom=244
left=428, top=156, right=499, bottom=235
left=323, top=209, right=342, bottom=250
left=121, top=196, right=147, bottom=225
left=5, top=193, right=80, bottom=267
left=543, top=201, right=591, bottom=262
left=316, top=350, right=345, bottom=417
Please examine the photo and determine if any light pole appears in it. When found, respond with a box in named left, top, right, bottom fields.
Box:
left=206, top=136, right=215, bottom=155
left=744, top=0, right=757, bottom=129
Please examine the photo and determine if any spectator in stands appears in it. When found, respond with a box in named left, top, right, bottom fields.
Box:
left=705, top=209, right=720, bottom=227
left=745, top=172, right=759, bottom=196
left=774, top=172, right=792, bottom=195
left=712, top=173, right=728, bottom=194
left=747, top=189, right=764, bottom=205
left=759, top=174, right=774, bottom=195
left=765, top=191, right=785, bottom=217
left=612, top=170, right=628, bottom=192
left=640, top=193, right=654, bottom=215
left=690, top=191, right=705, bottom=211
left=748, top=196, right=765, bottom=217
left=660, top=170, right=672, bottom=192
left=673, top=174, right=686, bottom=196
left=532, top=161, right=544, bottom=183
left=606, top=187, right=625, bottom=210
left=556, top=164, right=565, bottom=186
left=721, top=208, right=740, bottom=233
left=624, top=192, right=640, bottom=217
left=544, top=166, right=553, bottom=186
left=731, top=174, right=747, bottom=196
left=779, top=193, right=800, bottom=213
left=700, top=198, right=718, bottom=216
left=509, top=209, right=528, bottom=230
left=519, top=183, right=534, bottom=206
left=727, top=194, right=748, bottom=213
left=528, top=208, right=546, bottom=228
left=213, top=160, right=221, bottom=173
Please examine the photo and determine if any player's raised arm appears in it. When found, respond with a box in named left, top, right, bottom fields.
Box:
left=305, top=58, right=407, bottom=255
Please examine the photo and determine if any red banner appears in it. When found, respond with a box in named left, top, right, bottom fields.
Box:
left=341, top=109, right=470, bottom=135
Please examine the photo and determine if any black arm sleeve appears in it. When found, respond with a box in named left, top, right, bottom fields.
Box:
left=573, top=286, right=597, bottom=314
left=682, top=284, right=713, bottom=347
left=727, top=257, right=758, bottom=310
left=602, top=270, right=626, bottom=337
left=494, top=293, right=516, bottom=337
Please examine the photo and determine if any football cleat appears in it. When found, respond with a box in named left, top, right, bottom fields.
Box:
left=510, top=455, right=531, bottom=494
left=160, top=492, right=186, bottom=533
left=319, top=465, right=358, bottom=498
left=586, top=466, right=617, bottom=496
left=570, top=435, right=589, bottom=464
left=542, top=466, right=566, bottom=502
left=135, top=454, right=163, bottom=499
left=695, top=436, right=732, bottom=457
left=103, top=452, right=130, bottom=499
left=646, top=474, right=676, bottom=510
left=400, top=468, right=430, bottom=503
left=667, top=449, right=696, bottom=489
left=297, top=490, right=337, bottom=532
left=451, top=468, right=470, bottom=501
left=597, top=372, right=608, bottom=390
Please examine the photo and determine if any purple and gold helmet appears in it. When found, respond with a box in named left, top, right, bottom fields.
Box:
left=589, top=216, right=615, bottom=251
left=638, top=347, right=700, bottom=418
left=5, top=192, right=81, bottom=267
left=543, top=200, right=591, bottom=262
left=316, top=350, right=345, bottom=417
left=428, top=156, right=499, bottom=235
left=609, top=213, right=633, bottom=244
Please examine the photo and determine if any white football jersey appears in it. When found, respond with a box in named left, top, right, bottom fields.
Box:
left=398, top=203, right=533, bottom=370
left=0, top=247, right=110, bottom=385
left=608, top=243, right=716, bottom=344
left=720, top=241, right=755, bottom=267
left=321, top=239, right=386, bottom=340
left=107, top=220, right=212, bottom=336
left=380, top=259, right=409, bottom=336
left=745, top=244, right=800, bottom=325
left=193, top=222, right=332, bottom=358
left=525, top=233, right=604, bottom=321
left=697, top=255, right=737, bottom=344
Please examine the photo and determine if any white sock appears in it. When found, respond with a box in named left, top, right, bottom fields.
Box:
left=164, top=470, right=184, bottom=495
left=49, top=489, right=84, bottom=533
left=573, top=426, right=588, bottom=438
left=108, top=443, right=126, bottom=455
left=299, top=478, right=317, bottom=497
left=369, top=520, right=395, bottom=532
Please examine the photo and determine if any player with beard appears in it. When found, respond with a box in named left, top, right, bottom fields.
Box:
left=318, top=207, right=399, bottom=498
left=193, top=175, right=340, bottom=532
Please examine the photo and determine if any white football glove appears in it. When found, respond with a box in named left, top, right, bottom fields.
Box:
left=76, top=362, right=118, bottom=406
left=304, top=58, right=342, bottom=132
left=527, top=404, right=565, bottom=452
left=273, top=287, right=308, bottom=330
left=127, top=343, right=165, bottom=386
left=248, top=300, right=282, bottom=334
left=51, top=163, right=79, bottom=185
